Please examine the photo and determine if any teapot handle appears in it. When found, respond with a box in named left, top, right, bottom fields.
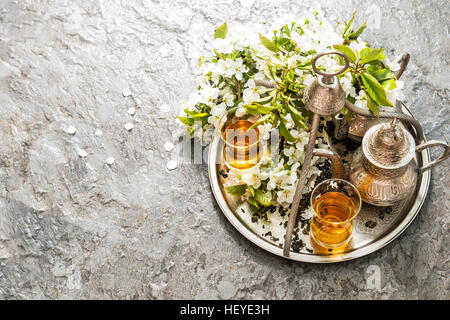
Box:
left=416, top=140, right=450, bottom=174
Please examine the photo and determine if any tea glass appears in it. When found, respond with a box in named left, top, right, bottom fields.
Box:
left=219, top=114, right=265, bottom=173
left=310, top=178, right=362, bottom=249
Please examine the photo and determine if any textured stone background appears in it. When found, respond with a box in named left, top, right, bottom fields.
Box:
left=0, top=0, right=448, bottom=299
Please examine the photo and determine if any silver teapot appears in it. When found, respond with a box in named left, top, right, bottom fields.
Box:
left=349, top=118, right=449, bottom=206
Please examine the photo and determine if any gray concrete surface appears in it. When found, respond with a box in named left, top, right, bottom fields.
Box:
left=0, top=0, right=448, bottom=299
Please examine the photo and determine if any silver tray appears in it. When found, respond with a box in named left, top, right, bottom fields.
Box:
left=208, top=104, right=431, bottom=263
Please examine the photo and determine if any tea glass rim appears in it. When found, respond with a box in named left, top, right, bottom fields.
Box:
left=310, top=178, right=362, bottom=225
left=218, top=113, right=264, bottom=150
left=222, top=147, right=265, bottom=173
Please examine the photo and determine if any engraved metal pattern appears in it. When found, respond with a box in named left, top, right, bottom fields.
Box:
left=344, top=100, right=425, bottom=142
left=363, top=120, right=414, bottom=169
left=349, top=120, right=449, bottom=206
left=303, top=76, right=346, bottom=116
left=347, top=114, right=378, bottom=142
left=349, top=148, right=417, bottom=206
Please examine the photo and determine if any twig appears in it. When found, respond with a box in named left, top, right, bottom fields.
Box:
left=237, top=80, right=241, bottom=100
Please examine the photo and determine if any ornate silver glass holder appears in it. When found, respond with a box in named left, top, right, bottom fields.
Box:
left=208, top=103, right=431, bottom=263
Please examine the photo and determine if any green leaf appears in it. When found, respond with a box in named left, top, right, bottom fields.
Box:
left=247, top=114, right=271, bottom=131
left=254, top=189, right=272, bottom=207
left=225, top=184, right=248, bottom=196
left=281, top=24, right=291, bottom=36
left=368, top=68, right=396, bottom=82
left=214, top=22, right=228, bottom=39
left=286, top=103, right=309, bottom=130
left=252, top=95, right=273, bottom=105
left=348, top=22, right=367, bottom=40
left=247, top=185, right=255, bottom=197
left=286, top=69, right=295, bottom=82
left=333, top=44, right=358, bottom=63
left=177, top=116, right=194, bottom=126
left=381, top=79, right=397, bottom=90
left=366, top=60, right=386, bottom=69
left=360, top=72, right=394, bottom=107
left=244, top=104, right=275, bottom=115
left=366, top=95, right=380, bottom=116
left=183, top=108, right=198, bottom=117
left=192, top=112, right=210, bottom=118
left=343, top=11, right=357, bottom=38
left=259, top=33, right=279, bottom=53
left=277, top=37, right=291, bottom=47
left=359, top=48, right=386, bottom=65
left=247, top=196, right=259, bottom=209
left=279, top=118, right=296, bottom=142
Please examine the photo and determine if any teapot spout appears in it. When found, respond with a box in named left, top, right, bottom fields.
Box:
left=313, top=149, right=348, bottom=180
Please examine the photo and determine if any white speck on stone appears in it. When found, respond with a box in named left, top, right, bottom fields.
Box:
left=160, top=104, right=170, bottom=112
left=78, top=149, right=88, bottom=158
left=217, top=280, right=237, bottom=299
left=128, top=107, right=136, bottom=116
left=164, top=141, right=174, bottom=152
left=51, top=262, right=66, bottom=277
left=124, top=122, right=134, bottom=131
left=66, top=125, right=77, bottom=135
left=106, top=157, right=115, bottom=165
left=166, top=160, right=177, bottom=170
left=122, top=88, right=132, bottom=97
left=95, top=129, right=103, bottom=136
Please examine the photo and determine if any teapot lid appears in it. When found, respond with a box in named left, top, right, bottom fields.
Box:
left=362, top=118, right=416, bottom=169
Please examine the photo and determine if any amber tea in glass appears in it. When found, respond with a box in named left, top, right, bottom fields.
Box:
left=310, top=179, right=361, bottom=248
left=220, top=115, right=264, bottom=172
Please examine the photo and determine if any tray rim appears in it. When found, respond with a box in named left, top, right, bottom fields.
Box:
left=208, top=105, right=431, bottom=263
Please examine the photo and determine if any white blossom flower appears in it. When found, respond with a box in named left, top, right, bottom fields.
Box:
left=340, top=73, right=357, bottom=98
left=290, top=129, right=300, bottom=139
left=243, top=79, right=260, bottom=102
left=303, top=74, right=316, bottom=87
left=213, top=37, right=234, bottom=54
left=349, top=40, right=368, bottom=53
left=235, top=106, right=246, bottom=117
left=186, top=91, right=201, bottom=107
left=216, top=58, right=249, bottom=80
left=210, top=103, right=227, bottom=116
left=215, top=59, right=229, bottom=76
left=284, top=113, right=295, bottom=129
left=262, top=122, right=273, bottom=140
left=199, top=85, right=220, bottom=106
left=386, top=80, right=405, bottom=102
left=354, top=90, right=368, bottom=110
left=241, top=172, right=261, bottom=189
left=210, top=73, right=220, bottom=85
left=277, top=185, right=296, bottom=204
left=229, top=58, right=249, bottom=80
left=223, top=92, right=235, bottom=106
left=385, top=55, right=402, bottom=71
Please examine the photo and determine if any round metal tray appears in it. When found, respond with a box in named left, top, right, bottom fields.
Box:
left=208, top=105, right=431, bottom=263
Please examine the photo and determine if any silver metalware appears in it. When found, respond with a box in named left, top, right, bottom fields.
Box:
left=349, top=118, right=450, bottom=206
left=208, top=104, right=432, bottom=263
